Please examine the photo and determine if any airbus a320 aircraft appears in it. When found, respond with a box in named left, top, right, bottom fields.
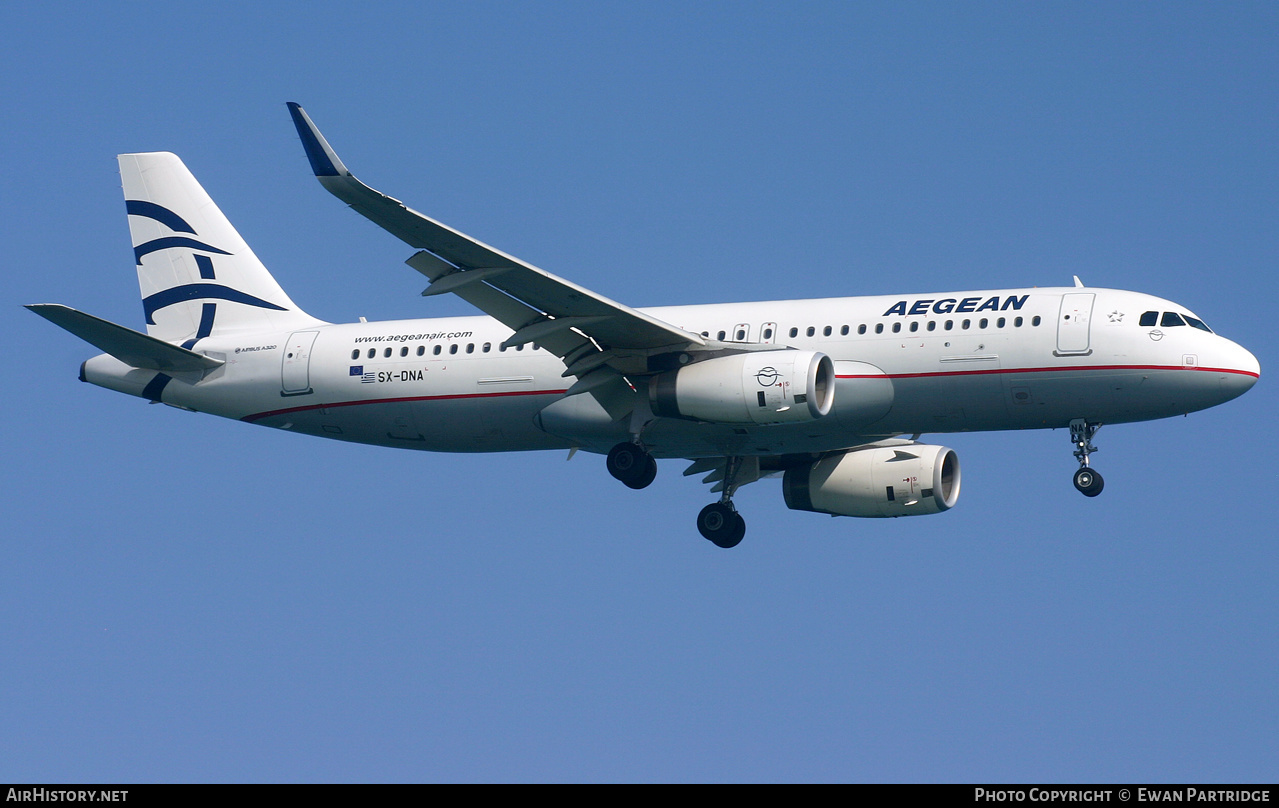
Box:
left=28, top=103, right=1260, bottom=548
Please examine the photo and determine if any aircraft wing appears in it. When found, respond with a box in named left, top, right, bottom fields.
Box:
left=287, top=103, right=705, bottom=359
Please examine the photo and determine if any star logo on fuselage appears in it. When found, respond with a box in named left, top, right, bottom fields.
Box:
left=1108, top=310, right=1124, bottom=323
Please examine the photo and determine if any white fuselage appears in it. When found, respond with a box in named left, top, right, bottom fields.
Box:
left=81, top=286, right=1259, bottom=460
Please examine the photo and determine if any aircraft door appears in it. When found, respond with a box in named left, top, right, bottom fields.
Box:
left=760, top=322, right=777, bottom=344
left=732, top=323, right=751, bottom=343
left=1056, top=294, right=1094, bottom=355
left=281, top=331, right=319, bottom=395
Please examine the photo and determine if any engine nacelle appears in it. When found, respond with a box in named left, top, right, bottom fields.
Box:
left=783, top=444, right=960, bottom=518
left=648, top=350, right=834, bottom=425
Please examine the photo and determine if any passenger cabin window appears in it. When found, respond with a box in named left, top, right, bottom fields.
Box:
left=892, top=322, right=901, bottom=333
left=840, top=325, right=849, bottom=336
left=1140, top=311, right=1159, bottom=327
left=806, top=326, right=816, bottom=337
left=483, top=342, right=492, bottom=352
left=910, top=322, right=919, bottom=332
left=383, top=347, right=392, bottom=358
left=823, top=326, right=832, bottom=337
left=1161, top=312, right=1187, bottom=327
left=874, top=323, right=884, bottom=334
left=717, top=331, right=726, bottom=341
left=789, top=327, right=799, bottom=338
left=735, top=328, right=746, bottom=341
left=367, top=349, right=376, bottom=359
left=449, top=344, right=458, bottom=354
left=1032, top=316, right=1041, bottom=326
left=400, top=347, right=409, bottom=357
left=927, top=321, right=936, bottom=332
left=351, top=349, right=359, bottom=360
left=417, top=346, right=425, bottom=356
left=858, top=324, right=867, bottom=335
left=433, top=345, right=442, bottom=355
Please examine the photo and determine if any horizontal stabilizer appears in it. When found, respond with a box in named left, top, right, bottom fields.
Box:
left=26, top=304, right=224, bottom=372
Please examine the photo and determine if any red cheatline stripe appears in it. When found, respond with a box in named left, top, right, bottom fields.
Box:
left=244, top=363, right=1258, bottom=421
left=836, top=364, right=1260, bottom=380
left=242, top=388, right=569, bottom=422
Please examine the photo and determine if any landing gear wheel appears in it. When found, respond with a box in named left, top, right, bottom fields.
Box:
left=629, top=455, right=657, bottom=490
left=1073, top=467, right=1105, bottom=497
left=607, top=442, right=657, bottom=490
left=698, top=503, right=746, bottom=548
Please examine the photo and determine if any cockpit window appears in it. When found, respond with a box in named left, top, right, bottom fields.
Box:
left=1184, top=315, right=1212, bottom=333
left=1139, top=311, right=1158, bottom=327
left=1161, top=311, right=1186, bottom=327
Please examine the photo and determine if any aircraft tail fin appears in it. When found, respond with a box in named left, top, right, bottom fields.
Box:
left=119, top=152, right=324, bottom=345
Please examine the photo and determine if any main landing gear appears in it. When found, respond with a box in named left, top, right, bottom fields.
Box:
left=606, top=441, right=657, bottom=490
left=697, top=502, right=745, bottom=549
left=605, top=444, right=748, bottom=548
left=697, top=457, right=747, bottom=549
left=1069, top=419, right=1105, bottom=497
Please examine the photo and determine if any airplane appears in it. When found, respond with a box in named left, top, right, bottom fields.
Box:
left=27, top=103, right=1261, bottom=548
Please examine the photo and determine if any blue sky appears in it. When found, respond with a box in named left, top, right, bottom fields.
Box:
left=2, top=2, right=1276, bottom=782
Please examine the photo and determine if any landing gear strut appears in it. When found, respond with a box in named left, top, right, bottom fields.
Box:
left=698, top=456, right=747, bottom=548
left=607, top=441, right=657, bottom=490
left=1069, top=419, right=1104, bottom=497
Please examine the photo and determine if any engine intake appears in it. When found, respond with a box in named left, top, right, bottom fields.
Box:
left=783, top=444, right=960, bottom=517
left=649, top=350, right=834, bottom=425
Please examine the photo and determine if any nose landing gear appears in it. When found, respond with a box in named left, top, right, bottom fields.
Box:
left=1069, top=419, right=1105, bottom=497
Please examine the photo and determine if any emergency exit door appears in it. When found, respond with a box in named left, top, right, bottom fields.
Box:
left=281, top=331, right=319, bottom=395
left=1056, top=294, right=1094, bottom=355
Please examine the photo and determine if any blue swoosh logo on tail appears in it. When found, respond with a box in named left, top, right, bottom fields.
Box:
left=143, top=284, right=287, bottom=324
left=134, top=237, right=232, bottom=265
left=125, top=200, right=196, bottom=234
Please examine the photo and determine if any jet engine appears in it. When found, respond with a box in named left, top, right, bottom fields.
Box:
left=648, top=350, right=834, bottom=425
left=782, top=443, right=960, bottom=517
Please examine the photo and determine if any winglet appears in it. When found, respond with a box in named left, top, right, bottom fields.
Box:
left=287, top=102, right=349, bottom=178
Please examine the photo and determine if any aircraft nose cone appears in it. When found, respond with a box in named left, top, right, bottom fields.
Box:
left=1219, top=339, right=1260, bottom=400
left=1235, top=341, right=1259, bottom=380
